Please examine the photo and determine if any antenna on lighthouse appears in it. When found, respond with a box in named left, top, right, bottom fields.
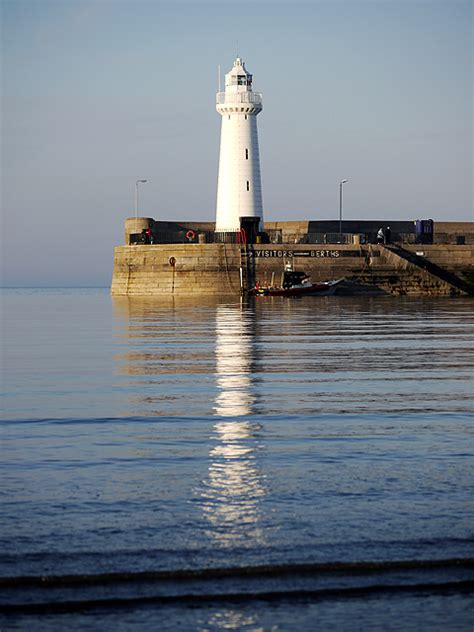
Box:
left=217, top=65, right=221, bottom=93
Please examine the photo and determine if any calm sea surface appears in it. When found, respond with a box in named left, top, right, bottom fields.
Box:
left=1, top=288, right=473, bottom=630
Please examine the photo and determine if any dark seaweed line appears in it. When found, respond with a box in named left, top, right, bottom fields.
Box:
left=1, top=580, right=473, bottom=615
left=1, top=558, right=473, bottom=588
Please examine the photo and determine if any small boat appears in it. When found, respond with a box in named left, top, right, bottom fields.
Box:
left=249, top=267, right=343, bottom=297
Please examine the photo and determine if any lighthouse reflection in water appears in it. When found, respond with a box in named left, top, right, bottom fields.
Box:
left=200, top=304, right=266, bottom=547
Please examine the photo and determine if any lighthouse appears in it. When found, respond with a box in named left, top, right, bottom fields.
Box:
left=215, top=58, right=263, bottom=237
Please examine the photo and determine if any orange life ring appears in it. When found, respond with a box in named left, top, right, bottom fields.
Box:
left=186, top=230, right=195, bottom=240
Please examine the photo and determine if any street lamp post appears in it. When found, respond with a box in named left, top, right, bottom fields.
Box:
left=339, top=179, right=348, bottom=238
left=135, top=179, right=147, bottom=221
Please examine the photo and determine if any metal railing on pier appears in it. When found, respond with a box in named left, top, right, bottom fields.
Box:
left=267, top=231, right=363, bottom=245
left=129, top=231, right=357, bottom=246
left=130, top=230, right=418, bottom=247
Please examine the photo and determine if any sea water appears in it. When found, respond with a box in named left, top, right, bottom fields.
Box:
left=1, top=288, right=473, bottom=630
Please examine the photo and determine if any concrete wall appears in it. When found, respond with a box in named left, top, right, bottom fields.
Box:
left=404, top=244, right=474, bottom=286
left=404, top=244, right=474, bottom=268
left=124, top=218, right=215, bottom=246
left=111, top=243, right=368, bottom=296
left=249, top=244, right=369, bottom=285
left=111, top=243, right=375, bottom=296
left=248, top=244, right=472, bottom=296
left=111, top=244, right=241, bottom=296
left=369, top=248, right=467, bottom=297
left=111, top=242, right=474, bottom=296
left=263, top=220, right=474, bottom=245
left=113, top=217, right=474, bottom=297
left=433, top=222, right=474, bottom=245
left=125, top=218, right=474, bottom=246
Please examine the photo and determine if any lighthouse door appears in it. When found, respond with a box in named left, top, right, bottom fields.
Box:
left=240, top=217, right=260, bottom=244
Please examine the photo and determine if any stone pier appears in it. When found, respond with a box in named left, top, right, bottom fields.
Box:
left=111, top=241, right=474, bottom=297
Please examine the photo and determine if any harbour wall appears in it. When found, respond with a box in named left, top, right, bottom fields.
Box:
left=110, top=242, right=474, bottom=297
left=264, top=221, right=474, bottom=246
left=111, top=243, right=241, bottom=296
left=124, top=218, right=474, bottom=246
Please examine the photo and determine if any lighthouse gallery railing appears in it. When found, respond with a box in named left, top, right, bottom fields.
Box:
left=216, top=92, right=262, bottom=105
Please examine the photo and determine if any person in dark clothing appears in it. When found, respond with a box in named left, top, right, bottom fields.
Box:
left=385, top=226, right=391, bottom=244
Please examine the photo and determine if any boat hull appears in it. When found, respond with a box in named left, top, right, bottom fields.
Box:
left=250, top=279, right=343, bottom=297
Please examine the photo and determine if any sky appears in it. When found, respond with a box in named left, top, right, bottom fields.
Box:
left=1, top=0, right=472, bottom=286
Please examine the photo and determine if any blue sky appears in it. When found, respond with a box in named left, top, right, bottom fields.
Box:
left=2, top=0, right=472, bottom=286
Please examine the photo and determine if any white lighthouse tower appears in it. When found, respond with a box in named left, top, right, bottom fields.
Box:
left=215, top=57, right=263, bottom=236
